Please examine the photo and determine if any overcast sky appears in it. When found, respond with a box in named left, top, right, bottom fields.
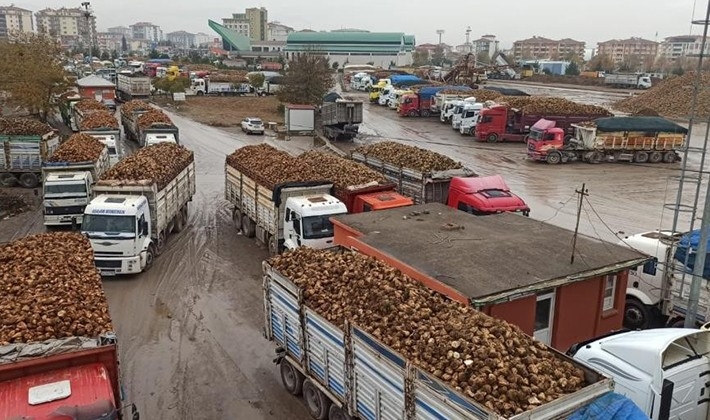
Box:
left=18, top=0, right=704, bottom=48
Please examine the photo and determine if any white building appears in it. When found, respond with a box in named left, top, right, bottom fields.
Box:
left=661, top=35, right=710, bottom=60
left=130, top=22, right=163, bottom=43
left=472, top=35, right=499, bottom=56
left=222, top=7, right=268, bottom=41
left=167, top=30, right=195, bottom=49
left=194, top=32, right=211, bottom=47
left=0, top=5, right=34, bottom=39
left=107, top=26, right=130, bottom=37
left=35, top=7, right=96, bottom=48
left=267, top=21, right=293, bottom=42
left=97, top=32, right=122, bottom=53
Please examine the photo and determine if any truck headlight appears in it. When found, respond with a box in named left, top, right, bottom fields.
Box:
left=44, top=207, right=54, bottom=215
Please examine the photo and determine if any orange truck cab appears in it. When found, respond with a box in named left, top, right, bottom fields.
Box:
left=526, top=120, right=567, bottom=162
left=447, top=175, right=530, bottom=216
left=337, top=182, right=413, bottom=213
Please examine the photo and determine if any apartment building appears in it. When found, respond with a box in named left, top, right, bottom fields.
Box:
left=167, top=30, right=196, bottom=49
left=472, top=35, right=499, bottom=56
left=512, top=36, right=585, bottom=61
left=36, top=7, right=96, bottom=48
left=267, top=21, right=293, bottom=42
left=597, top=37, right=658, bottom=65
left=130, top=22, right=163, bottom=43
left=194, top=32, right=212, bottom=46
left=660, top=35, right=710, bottom=60
left=0, top=5, right=33, bottom=39
left=222, top=7, right=268, bottom=41
left=107, top=26, right=130, bottom=37
left=97, top=32, right=122, bottom=52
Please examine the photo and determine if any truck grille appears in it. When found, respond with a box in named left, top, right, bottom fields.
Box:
left=94, top=259, right=122, bottom=268
left=46, top=205, right=85, bottom=215
left=94, top=251, right=124, bottom=256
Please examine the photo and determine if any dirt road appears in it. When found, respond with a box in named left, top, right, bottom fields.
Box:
left=0, top=114, right=311, bottom=419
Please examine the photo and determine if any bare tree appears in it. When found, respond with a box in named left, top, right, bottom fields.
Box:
left=278, top=53, right=333, bottom=105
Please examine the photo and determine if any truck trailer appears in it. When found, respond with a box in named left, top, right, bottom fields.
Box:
left=398, top=86, right=448, bottom=117
left=320, top=99, right=363, bottom=140
left=83, top=128, right=122, bottom=166
left=475, top=105, right=612, bottom=143
left=264, top=257, right=614, bottom=420
left=527, top=117, right=686, bottom=164
left=604, top=73, right=652, bottom=89
left=83, top=147, right=195, bottom=275
left=42, top=143, right=110, bottom=226
left=116, top=72, right=151, bottom=101
left=0, top=122, right=60, bottom=188
left=188, top=78, right=251, bottom=96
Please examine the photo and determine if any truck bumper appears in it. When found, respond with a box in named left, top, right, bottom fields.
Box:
left=44, top=214, right=83, bottom=226
left=94, top=255, right=143, bottom=276
left=527, top=151, right=546, bottom=161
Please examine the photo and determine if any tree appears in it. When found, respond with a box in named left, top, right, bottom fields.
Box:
left=565, top=61, right=580, bottom=76
left=90, top=46, right=100, bottom=59
left=0, top=33, right=68, bottom=120
left=587, top=53, right=614, bottom=72
left=412, top=49, right=429, bottom=66
left=152, top=76, right=190, bottom=94
left=278, top=53, right=332, bottom=105
left=619, top=54, right=641, bottom=72
left=248, top=72, right=265, bottom=90
left=110, top=50, right=118, bottom=61
left=100, top=51, right=109, bottom=61
left=148, top=49, right=159, bottom=59
left=121, top=35, right=127, bottom=52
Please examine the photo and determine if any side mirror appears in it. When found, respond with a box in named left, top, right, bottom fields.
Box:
left=285, top=210, right=291, bottom=222
left=131, top=404, right=140, bottom=420
left=659, top=379, right=673, bottom=420
left=71, top=217, right=78, bottom=231
left=142, top=221, right=149, bottom=235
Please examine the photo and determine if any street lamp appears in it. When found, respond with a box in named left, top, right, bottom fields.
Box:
left=436, top=29, right=444, bottom=45
left=81, top=2, right=94, bottom=60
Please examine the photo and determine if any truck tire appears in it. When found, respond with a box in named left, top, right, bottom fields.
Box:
left=267, top=234, right=279, bottom=256
left=587, top=152, right=602, bottom=164
left=546, top=152, right=562, bottom=165
left=242, top=215, right=255, bottom=238
left=197, top=91, right=204, bottom=96
left=19, top=173, right=39, bottom=188
left=633, top=151, right=649, bottom=163
left=486, top=133, right=499, bottom=143
left=174, top=210, right=186, bottom=233
left=0, top=173, right=18, bottom=187
left=303, top=379, right=331, bottom=420
left=280, top=359, right=304, bottom=396
left=649, top=151, right=663, bottom=163
left=663, top=151, right=677, bottom=163
left=144, top=244, right=156, bottom=272
left=329, top=405, right=353, bottom=420
left=421, top=109, right=430, bottom=117
left=623, top=297, right=651, bottom=330
left=408, top=110, right=417, bottom=117
left=155, top=231, right=166, bottom=256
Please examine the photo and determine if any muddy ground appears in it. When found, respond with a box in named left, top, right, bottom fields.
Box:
left=0, top=81, right=705, bottom=418
left=153, top=95, right=284, bottom=129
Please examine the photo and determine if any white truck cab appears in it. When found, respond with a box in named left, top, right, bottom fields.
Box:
left=378, top=86, right=393, bottom=106
left=43, top=172, right=93, bottom=226
left=282, top=195, right=347, bottom=251
left=82, top=195, right=152, bottom=276
left=570, top=328, right=710, bottom=420
left=94, top=134, right=121, bottom=167
left=451, top=97, right=478, bottom=130
left=440, top=100, right=463, bottom=123
left=458, top=102, right=484, bottom=135
left=144, top=133, right=178, bottom=146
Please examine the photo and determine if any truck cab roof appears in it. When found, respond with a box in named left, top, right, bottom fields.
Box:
left=45, top=172, right=90, bottom=183
left=85, top=194, right=147, bottom=216
left=288, top=194, right=347, bottom=217
left=450, top=176, right=529, bottom=214
left=358, top=191, right=413, bottom=211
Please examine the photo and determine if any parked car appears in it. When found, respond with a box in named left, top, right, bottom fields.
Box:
left=241, top=117, right=264, bottom=135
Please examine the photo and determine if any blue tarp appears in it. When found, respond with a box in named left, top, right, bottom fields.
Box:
left=569, top=393, right=647, bottom=420
left=674, top=230, right=710, bottom=279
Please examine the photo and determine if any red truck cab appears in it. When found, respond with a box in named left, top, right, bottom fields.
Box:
left=0, top=344, right=139, bottom=420
left=447, top=175, right=530, bottom=216
left=474, top=105, right=516, bottom=143
left=526, top=121, right=566, bottom=162
left=339, top=183, right=413, bottom=213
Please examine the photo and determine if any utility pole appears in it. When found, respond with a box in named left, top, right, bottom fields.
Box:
left=81, top=2, right=93, bottom=60
left=571, top=184, right=589, bottom=265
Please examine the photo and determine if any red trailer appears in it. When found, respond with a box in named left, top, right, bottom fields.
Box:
left=475, top=105, right=611, bottom=143
left=336, top=182, right=413, bottom=213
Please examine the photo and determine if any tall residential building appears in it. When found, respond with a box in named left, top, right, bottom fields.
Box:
left=0, top=5, right=34, bottom=39
left=596, top=37, right=658, bottom=65
left=472, top=35, right=499, bottom=56
left=267, top=21, right=293, bottom=41
left=35, top=7, right=96, bottom=48
left=194, top=32, right=212, bottom=46
left=222, top=7, right=268, bottom=41
left=167, top=30, right=196, bottom=49
left=660, top=35, right=710, bottom=60
left=512, top=36, right=585, bottom=61
left=107, top=26, right=130, bottom=37
left=97, top=32, right=122, bottom=52
left=130, top=22, right=162, bottom=43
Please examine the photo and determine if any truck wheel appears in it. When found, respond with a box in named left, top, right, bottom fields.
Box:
left=623, top=297, right=651, bottom=330
left=303, top=379, right=331, bottom=420
left=408, top=110, right=417, bottom=117
left=144, top=244, right=156, bottom=272
left=19, top=173, right=39, bottom=188
left=0, top=173, right=18, bottom=187
left=546, top=152, right=562, bottom=165
left=232, top=209, right=242, bottom=230
left=267, top=234, right=279, bottom=256
left=174, top=211, right=186, bottom=233
left=633, top=151, right=649, bottom=163
left=486, top=133, right=499, bottom=143
left=421, top=109, right=430, bottom=117
left=587, top=152, right=603, bottom=164
left=155, top=232, right=166, bottom=256
left=280, top=359, right=304, bottom=396
left=241, top=215, right=255, bottom=238
left=649, top=151, right=663, bottom=163
left=663, top=151, right=677, bottom=163
left=329, top=405, right=353, bottom=420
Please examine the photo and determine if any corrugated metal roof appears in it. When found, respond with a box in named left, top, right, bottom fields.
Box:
left=287, top=31, right=405, bottom=45
left=208, top=19, right=250, bottom=51
left=76, top=75, right=115, bottom=88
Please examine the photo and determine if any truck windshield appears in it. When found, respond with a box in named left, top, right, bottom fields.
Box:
left=528, top=129, right=544, bottom=141
left=45, top=183, right=87, bottom=194
left=83, top=214, right=136, bottom=234
left=463, top=110, right=477, bottom=118
left=302, top=214, right=342, bottom=239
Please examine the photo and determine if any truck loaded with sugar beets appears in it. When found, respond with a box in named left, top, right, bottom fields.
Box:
left=264, top=245, right=623, bottom=420
left=475, top=98, right=612, bottom=143
left=116, top=71, right=151, bottom=101
left=76, top=109, right=122, bottom=166
left=0, top=117, right=60, bottom=188
left=0, top=232, right=139, bottom=420
left=83, top=143, right=195, bottom=275
left=398, top=85, right=455, bottom=117
left=71, top=99, right=109, bottom=133
left=224, top=145, right=413, bottom=254
left=349, top=142, right=530, bottom=216
left=121, top=101, right=179, bottom=147
left=42, top=134, right=110, bottom=226
left=527, top=117, right=686, bottom=164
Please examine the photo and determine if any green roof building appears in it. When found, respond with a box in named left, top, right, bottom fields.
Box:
left=284, top=31, right=416, bottom=67
left=209, top=19, right=251, bottom=52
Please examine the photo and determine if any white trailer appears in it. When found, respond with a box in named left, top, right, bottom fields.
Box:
left=604, top=73, right=652, bottom=89
left=116, top=73, right=151, bottom=101
left=0, top=130, right=60, bottom=188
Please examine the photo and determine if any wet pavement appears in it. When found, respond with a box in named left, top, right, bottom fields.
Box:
left=0, top=82, right=706, bottom=418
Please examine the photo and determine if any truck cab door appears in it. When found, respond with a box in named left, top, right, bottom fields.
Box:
left=284, top=208, right=302, bottom=249
left=659, top=358, right=710, bottom=419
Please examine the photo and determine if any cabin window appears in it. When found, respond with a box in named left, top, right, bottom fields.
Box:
left=642, top=258, right=658, bottom=275
left=603, top=275, right=617, bottom=311
left=481, top=115, right=493, bottom=123
left=363, top=204, right=372, bottom=212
